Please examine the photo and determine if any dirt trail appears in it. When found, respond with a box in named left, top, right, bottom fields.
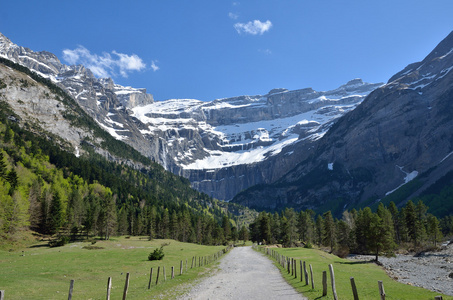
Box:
left=179, top=246, right=306, bottom=300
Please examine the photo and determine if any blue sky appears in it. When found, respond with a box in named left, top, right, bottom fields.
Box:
left=2, top=1, right=453, bottom=101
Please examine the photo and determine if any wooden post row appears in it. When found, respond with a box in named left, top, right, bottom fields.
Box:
left=0, top=290, right=4, bottom=300
left=171, top=266, right=175, bottom=279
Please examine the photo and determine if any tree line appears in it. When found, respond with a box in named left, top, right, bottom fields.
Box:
left=249, top=200, right=450, bottom=261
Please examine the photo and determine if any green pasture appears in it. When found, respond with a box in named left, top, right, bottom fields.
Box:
left=0, top=237, right=226, bottom=299
left=259, top=246, right=452, bottom=300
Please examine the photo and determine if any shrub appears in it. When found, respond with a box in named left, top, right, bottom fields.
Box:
left=49, top=235, right=70, bottom=247
left=304, top=241, right=313, bottom=249
left=148, top=245, right=165, bottom=261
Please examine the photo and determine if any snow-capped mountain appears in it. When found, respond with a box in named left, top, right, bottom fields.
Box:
left=233, top=30, right=453, bottom=213
left=131, top=80, right=381, bottom=200
left=0, top=32, right=381, bottom=200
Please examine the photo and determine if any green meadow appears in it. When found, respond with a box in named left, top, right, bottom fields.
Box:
left=0, top=237, right=226, bottom=299
left=259, top=246, right=452, bottom=300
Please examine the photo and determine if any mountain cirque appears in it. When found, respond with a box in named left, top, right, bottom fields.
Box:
left=0, top=32, right=382, bottom=201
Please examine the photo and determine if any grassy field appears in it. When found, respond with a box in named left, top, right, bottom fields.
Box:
left=258, top=246, right=453, bottom=300
left=0, top=237, right=227, bottom=299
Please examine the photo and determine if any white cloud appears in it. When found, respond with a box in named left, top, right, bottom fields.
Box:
left=62, top=46, right=147, bottom=78
left=228, top=12, right=239, bottom=20
left=150, top=60, right=159, bottom=72
left=234, top=20, right=272, bottom=35
left=259, top=49, right=272, bottom=55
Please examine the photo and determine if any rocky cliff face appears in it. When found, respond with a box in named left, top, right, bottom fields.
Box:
left=232, top=31, right=453, bottom=212
left=0, top=32, right=381, bottom=201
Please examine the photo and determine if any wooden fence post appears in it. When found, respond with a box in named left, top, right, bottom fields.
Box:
left=294, top=259, right=297, bottom=278
left=329, top=264, right=338, bottom=300
left=186, top=259, right=188, bottom=272
left=300, top=261, right=303, bottom=282
left=322, top=271, right=327, bottom=296
left=191, top=256, right=195, bottom=268
left=163, top=266, right=167, bottom=281
left=291, top=258, right=294, bottom=276
left=106, top=277, right=112, bottom=300
left=303, top=261, right=308, bottom=285
left=68, top=279, right=74, bottom=300
left=171, top=266, right=175, bottom=279
left=309, top=264, right=314, bottom=289
left=148, top=268, right=153, bottom=289
left=122, top=272, right=130, bottom=300
left=180, top=260, right=183, bottom=275
left=378, top=281, right=385, bottom=300
left=350, top=277, right=359, bottom=300
left=156, top=266, right=160, bottom=285
left=0, top=290, right=4, bottom=300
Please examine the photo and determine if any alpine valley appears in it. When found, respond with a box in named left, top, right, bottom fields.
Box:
left=1, top=30, right=453, bottom=216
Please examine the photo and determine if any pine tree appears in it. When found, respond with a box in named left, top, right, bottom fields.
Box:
left=315, top=215, right=323, bottom=247
left=0, top=151, right=7, bottom=179
left=239, top=225, right=249, bottom=242
left=222, top=215, right=231, bottom=241
left=282, top=208, right=298, bottom=247
left=48, top=191, right=64, bottom=235
left=404, top=200, right=425, bottom=248
left=322, top=211, right=335, bottom=252
left=426, top=214, right=442, bottom=247
left=6, top=169, right=18, bottom=192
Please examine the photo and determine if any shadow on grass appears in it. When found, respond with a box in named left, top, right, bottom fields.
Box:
left=28, top=243, right=49, bottom=249
left=335, top=259, right=375, bottom=265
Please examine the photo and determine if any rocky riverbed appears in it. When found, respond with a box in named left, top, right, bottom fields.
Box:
left=349, top=242, right=453, bottom=296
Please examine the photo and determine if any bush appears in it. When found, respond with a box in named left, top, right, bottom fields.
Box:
left=49, top=235, right=70, bottom=247
left=304, top=241, right=313, bottom=249
left=148, top=245, right=165, bottom=261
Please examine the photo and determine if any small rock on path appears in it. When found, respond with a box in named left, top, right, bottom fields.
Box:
left=179, top=246, right=306, bottom=300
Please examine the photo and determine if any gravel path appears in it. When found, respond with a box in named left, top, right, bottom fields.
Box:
left=179, top=246, right=307, bottom=300
left=350, top=243, right=453, bottom=296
